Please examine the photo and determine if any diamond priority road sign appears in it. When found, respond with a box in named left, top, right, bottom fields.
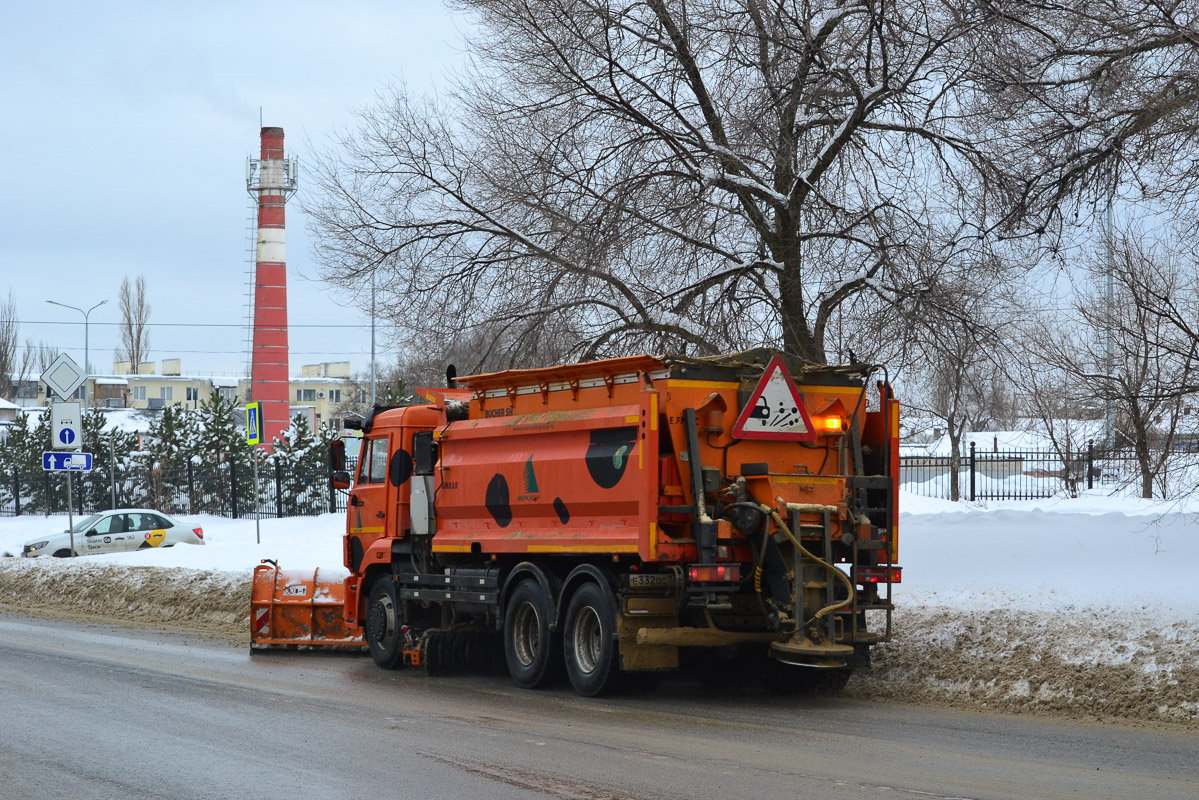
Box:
left=41, top=352, right=87, bottom=401
left=43, top=451, right=93, bottom=471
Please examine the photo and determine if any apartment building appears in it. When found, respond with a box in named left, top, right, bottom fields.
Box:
left=8, top=359, right=356, bottom=431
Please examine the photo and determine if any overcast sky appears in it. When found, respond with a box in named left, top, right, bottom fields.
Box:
left=1, top=1, right=464, bottom=378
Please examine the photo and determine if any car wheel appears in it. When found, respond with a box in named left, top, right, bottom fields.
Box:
left=504, top=579, right=560, bottom=689
left=52, top=549, right=72, bottom=558
left=365, top=577, right=404, bottom=669
left=563, top=581, right=620, bottom=697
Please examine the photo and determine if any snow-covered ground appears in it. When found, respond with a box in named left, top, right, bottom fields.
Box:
left=0, top=492, right=1195, bottom=724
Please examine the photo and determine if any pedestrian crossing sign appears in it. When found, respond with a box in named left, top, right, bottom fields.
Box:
left=246, top=402, right=263, bottom=446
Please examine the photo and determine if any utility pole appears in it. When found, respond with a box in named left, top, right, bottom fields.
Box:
left=370, top=270, right=376, bottom=408
left=1103, top=159, right=1117, bottom=451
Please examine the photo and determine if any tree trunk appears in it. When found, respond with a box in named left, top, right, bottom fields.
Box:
left=779, top=253, right=823, bottom=364
left=948, top=430, right=962, bottom=502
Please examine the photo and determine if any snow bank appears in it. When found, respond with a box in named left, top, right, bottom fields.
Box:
left=0, top=495, right=1195, bottom=725
left=844, top=493, right=1199, bottom=725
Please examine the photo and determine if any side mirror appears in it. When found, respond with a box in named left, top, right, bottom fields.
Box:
left=328, top=440, right=346, bottom=472
left=332, top=470, right=352, bottom=490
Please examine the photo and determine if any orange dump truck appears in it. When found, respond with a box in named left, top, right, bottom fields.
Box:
left=332, top=350, right=899, bottom=696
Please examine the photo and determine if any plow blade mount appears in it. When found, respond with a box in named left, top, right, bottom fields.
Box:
left=251, top=561, right=365, bottom=649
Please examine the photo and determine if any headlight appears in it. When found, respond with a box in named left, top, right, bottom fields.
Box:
left=26, top=541, right=49, bottom=550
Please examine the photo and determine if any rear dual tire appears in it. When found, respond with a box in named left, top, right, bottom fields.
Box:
left=504, top=579, right=560, bottom=688
left=562, top=582, right=620, bottom=697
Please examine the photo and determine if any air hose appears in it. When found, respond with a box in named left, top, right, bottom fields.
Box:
left=762, top=504, right=855, bottom=624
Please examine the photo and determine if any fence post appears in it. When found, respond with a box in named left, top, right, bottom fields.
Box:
left=230, top=461, right=240, bottom=519
left=969, top=441, right=976, bottom=502
left=187, top=462, right=195, bottom=514
left=13, top=468, right=20, bottom=517
left=1087, top=440, right=1094, bottom=490
left=274, top=459, right=284, bottom=518
left=44, top=471, right=51, bottom=516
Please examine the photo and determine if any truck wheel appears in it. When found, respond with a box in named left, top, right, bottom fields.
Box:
left=504, top=579, right=558, bottom=689
left=563, top=582, right=620, bottom=697
left=365, top=577, right=404, bottom=670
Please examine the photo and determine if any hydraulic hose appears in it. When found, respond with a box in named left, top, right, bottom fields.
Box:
left=761, top=504, right=855, bottom=624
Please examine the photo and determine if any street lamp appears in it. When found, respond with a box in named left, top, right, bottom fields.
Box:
left=46, top=299, right=107, bottom=412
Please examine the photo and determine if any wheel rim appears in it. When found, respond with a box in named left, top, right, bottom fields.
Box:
left=367, top=593, right=396, bottom=650
left=512, top=602, right=540, bottom=667
left=572, top=606, right=602, bottom=675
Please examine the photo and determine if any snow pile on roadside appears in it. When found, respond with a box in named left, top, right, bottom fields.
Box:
left=0, top=495, right=1196, bottom=725
left=0, top=560, right=251, bottom=642
left=846, top=495, right=1199, bottom=725
left=851, top=606, right=1199, bottom=725
left=0, top=513, right=345, bottom=643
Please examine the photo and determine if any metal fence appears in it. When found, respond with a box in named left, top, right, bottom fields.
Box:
left=900, top=442, right=1144, bottom=500
left=0, top=457, right=357, bottom=519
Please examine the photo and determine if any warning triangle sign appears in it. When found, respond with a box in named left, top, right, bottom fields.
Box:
left=731, top=354, right=816, bottom=441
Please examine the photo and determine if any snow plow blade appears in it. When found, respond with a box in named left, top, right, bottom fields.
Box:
left=250, top=560, right=365, bottom=649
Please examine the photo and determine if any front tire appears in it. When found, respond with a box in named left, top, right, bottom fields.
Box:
left=504, top=579, right=558, bottom=689
left=365, top=577, right=404, bottom=669
left=563, top=582, right=620, bottom=697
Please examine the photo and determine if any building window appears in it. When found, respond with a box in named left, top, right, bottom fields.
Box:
left=219, top=387, right=237, bottom=402
left=133, top=386, right=146, bottom=401
left=299, top=389, right=316, bottom=402
left=160, top=387, right=173, bottom=402
left=355, top=389, right=367, bottom=405
left=328, top=389, right=341, bottom=404
left=186, top=387, right=199, bottom=402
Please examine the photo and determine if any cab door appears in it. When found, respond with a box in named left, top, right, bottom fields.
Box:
left=347, top=433, right=393, bottom=563
left=81, top=514, right=126, bottom=554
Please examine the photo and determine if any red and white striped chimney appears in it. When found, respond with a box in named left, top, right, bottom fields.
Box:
left=249, top=126, right=293, bottom=447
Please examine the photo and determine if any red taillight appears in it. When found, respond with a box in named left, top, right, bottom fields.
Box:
left=193, top=528, right=204, bottom=540
left=687, top=564, right=741, bottom=583
left=858, top=566, right=901, bottom=584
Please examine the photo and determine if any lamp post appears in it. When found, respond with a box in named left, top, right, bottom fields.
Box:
left=46, top=299, right=107, bottom=413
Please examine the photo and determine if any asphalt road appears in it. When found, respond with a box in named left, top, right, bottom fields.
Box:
left=1, top=615, right=1195, bottom=800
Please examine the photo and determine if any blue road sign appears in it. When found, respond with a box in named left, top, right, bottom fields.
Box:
left=43, top=451, right=93, bottom=471
left=58, top=428, right=76, bottom=446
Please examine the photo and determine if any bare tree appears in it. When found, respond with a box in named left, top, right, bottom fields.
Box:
left=33, top=340, right=60, bottom=372
left=117, top=275, right=151, bottom=374
left=901, top=266, right=1016, bottom=500
left=0, top=291, right=17, bottom=400
left=308, top=0, right=1036, bottom=366
left=1006, top=354, right=1097, bottom=498
left=1025, top=230, right=1199, bottom=498
left=972, top=0, right=1199, bottom=233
